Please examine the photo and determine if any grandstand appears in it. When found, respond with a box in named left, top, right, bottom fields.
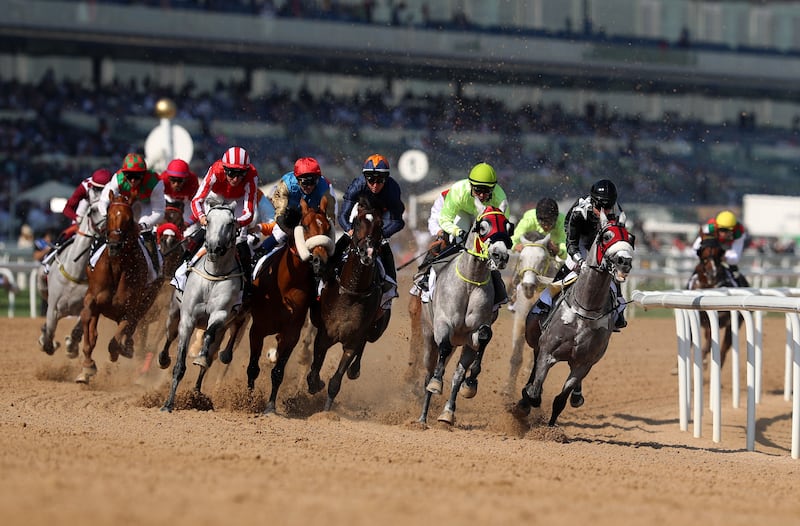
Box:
left=3, top=0, right=800, bottom=253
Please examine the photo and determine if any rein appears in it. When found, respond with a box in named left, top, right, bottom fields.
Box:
left=454, top=252, right=490, bottom=286
left=190, top=261, right=243, bottom=282
left=57, top=260, right=87, bottom=285
left=515, top=241, right=555, bottom=277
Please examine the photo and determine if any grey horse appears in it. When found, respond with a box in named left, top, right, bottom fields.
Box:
left=512, top=213, right=635, bottom=426
left=160, top=204, right=244, bottom=412
left=38, top=204, right=105, bottom=358
left=418, top=203, right=513, bottom=425
left=505, top=232, right=560, bottom=396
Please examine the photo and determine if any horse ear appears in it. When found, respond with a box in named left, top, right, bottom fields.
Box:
left=473, top=196, right=485, bottom=214
left=301, top=199, right=309, bottom=213
left=599, top=208, right=608, bottom=226
left=108, top=189, right=115, bottom=201
left=618, top=211, right=627, bottom=227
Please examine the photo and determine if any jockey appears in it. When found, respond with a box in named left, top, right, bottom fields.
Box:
left=189, top=146, right=259, bottom=285
left=97, top=153, right=166, bottom=278
left=411, top=162, right=510, bottom=312
left=507, top=197, right=567, bottom=311
left=691, top=210, right=749, bottom=287
left=336, top=154, right=405, bottom=317
left=160, top=158, right=199, bottom=230
left=531, top=179, right=628, bottom=330
left=43, top=168, right=112, bottom=267
left=254, top=157, right=336, bottom=256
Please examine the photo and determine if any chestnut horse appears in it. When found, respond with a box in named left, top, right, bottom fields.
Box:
left=246, top=197, right=335, bottom=414
left=307, top=194, right=386, bottom=411
left=77, top=192, right=161, bottom=383
left=687, top=237, right=742, bottom=367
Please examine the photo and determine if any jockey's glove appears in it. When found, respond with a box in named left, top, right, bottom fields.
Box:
left=451, top=230, right=466, bottom=246
left=572, top=253, right=586, bottom=272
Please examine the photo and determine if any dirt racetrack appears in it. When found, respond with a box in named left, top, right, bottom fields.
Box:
left=2, top=271, right=800, bottom=526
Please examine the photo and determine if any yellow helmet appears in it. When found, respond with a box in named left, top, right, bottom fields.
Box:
left=715, top=210, right=737, bottom=230
left=468, top=163, right=497, bottom=188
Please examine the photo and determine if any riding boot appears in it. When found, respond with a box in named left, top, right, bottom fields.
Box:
left=142, top=231, right=160, bottom=278
left=254, top=235, right=279, bottom=261
left=614, top=311, right=627, bottom=331
left=491, top=270, right=508, bottom=311
left=236, top=240, right=252, bottom=300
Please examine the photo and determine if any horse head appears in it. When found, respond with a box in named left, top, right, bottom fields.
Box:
left=593, top=213, right=635, bottom=283
left=164, top=203, right=186, bottom=233
left=293, top=196, right=335, bottom=277
left=204, top=204, right=237, bottom=263
left=349, top=193, right=384, bottom=266
left=695, top=237, right=726, bottom=288
left=106, top=192, right=136, bottom=257
left=468, top=203, right=513, bottom=271
left=517, top=232, right=556, bottom=298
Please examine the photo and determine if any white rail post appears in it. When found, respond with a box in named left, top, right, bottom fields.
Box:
left=707, top=310, right=722, bottom=443
left=687, top=310, right=703, bottom=438
left=731, top=309, right=741, bottom=408
left=675, top=309, right=689, bottom=432
left=741, top=310, right=756, bottom=452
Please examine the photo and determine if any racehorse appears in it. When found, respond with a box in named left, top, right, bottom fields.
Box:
left=38, top=203, right=105, bottom=358
left=160, top=203, right=244, bottom=412
left=417, top=203, right=513, bottom=425
left=687, top=237, right=742, bottom=367
left=77, top=192, right=161, bottom=383
left=306, top=194, right=386, bottom=411
left=512, top=214, right=634, bottom=426
left=505, top=232, right=559, bottom=396
left=134, top=205, right=186, bottom=368
left=246, top=197, right=335, bottom=414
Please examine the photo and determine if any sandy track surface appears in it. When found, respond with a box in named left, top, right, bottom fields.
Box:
left=2, top=272, right=799, bottom=525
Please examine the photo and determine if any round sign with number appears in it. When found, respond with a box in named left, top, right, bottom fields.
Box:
left=397, top=149, right=429, bottom=183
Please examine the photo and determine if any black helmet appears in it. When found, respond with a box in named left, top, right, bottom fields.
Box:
left=590, top=179, right=617, bottom=209
left=535, top=197, right=559, bottom=223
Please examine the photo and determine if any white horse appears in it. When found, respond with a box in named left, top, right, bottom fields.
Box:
left=38, top=204, right=105, bottom=358
left=418, top=203, right=513, bottom=425
left=505, top=232, right=559, bottom=396
left=160, top=204, right=244, bottom=412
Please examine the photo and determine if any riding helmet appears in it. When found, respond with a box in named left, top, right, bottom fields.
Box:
left=120, top=153, right=147, bottom=173
left=362, top=154, right=390, bottom=174
left=222, top=146, right=250, bottom=170
left=90, top=168, right=113, bottom=188
left=715, top=210, right=737, bottom=230
left=164, top=159, right=192, bottom=179
left=468, top=163, right=497, bottom=188
left=590, top=179, right=617, bottom=209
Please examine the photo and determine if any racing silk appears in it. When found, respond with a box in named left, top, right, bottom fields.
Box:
left=161, top=172, right=199, bottom=202
left=62, top=178, right=94, bottom=222
left=97, top=170, right=165, bottom=230
left=564, top=195, right=618, bottom=263
left=191, top=160, right=258, bottom=228
left=338, top=176, right=405, bottom=239
left=692, top=218, right=747, bottom=265
left=438, top=179, right=508, bottom=237
left=512, top=208, right=567, bottom=260
left=269, top=171, right=336, bottom=226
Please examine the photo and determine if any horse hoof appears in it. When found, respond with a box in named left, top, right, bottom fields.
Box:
left=192, top=355, right=210, bottom=369
left=157, top=352, right=171, bottom=370
left=219, top=349, right=233, bottom=365
left=347, top=364, right=361, bottom=380
left=38, top=335, right=57, bottom=355
left=108, top=340, right=121, bottom=362
left=120, top=345, right=134, bottom=360
left=307, top=377, right=325, bottom=395
left=570, top=393, right=585, bottom=408
left=160, top=405, right=173, bottom=413
left=524, top=385, right=542, bottom=408
left=511, top=400, right=531, bottom=419
left=437, top=409, right=455, bottom=425
left=65, top=349, right=79, bottom=360
left=426, top=378, right=443, bottom=395
left=459, top=378, right=478, bottom=399
left=75, top=365, right=97, bottom=384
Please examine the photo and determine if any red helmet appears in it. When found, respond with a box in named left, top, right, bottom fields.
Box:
left=294, top=157, right=322, bottom=177
left=222, top=146, right=250, bottom=170
left=121, top=153, right=147, bottom=173
left=163, top=159, right=191, bottom=179
left=90, top=168, right=112, bottom=188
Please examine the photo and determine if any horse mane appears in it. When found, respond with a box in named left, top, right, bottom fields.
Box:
left=357, top=192, right=382, bottom=216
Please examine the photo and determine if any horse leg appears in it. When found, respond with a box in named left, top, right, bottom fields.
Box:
left=347, top=349, right=363, bottom=380
left=246, top=324, right=265, bottom=392
left=76, top=304, right=99, bottom=383
left=460, top=324, right=492, bottom=399
left=265, top=334, right=297, bottom=415
left=65, top=319, right=83, bottom=359
left=323, top=343, right=362, bottom=411
left=107, top=319, right=129, bottom=362
left=426, top=339, right=453, bottom=396
left=38, top=301, right=59, bottom=355
left=219, top=311, right=246, bottom=365
left=161, top=320, right=194, bottom=412
left=438, top=349, right=472, bottom=425
left=193, top=318, right=224, bottom=370
left=307, top=329, right=332, bottom=395
left=194, top=323, right=225, bottom=393
left=549, top=366, right=591, bottom=426
left=157, top=300, right=180, bottom=370
left=570, top=381, right=584, bottom=408
left=512, top=318, right=543, bottom=418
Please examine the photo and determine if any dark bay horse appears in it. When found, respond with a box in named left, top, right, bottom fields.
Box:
left=77, top=192, right=161, bottom=383
left=687, top=237, right=742, bottom=367
left=512, top=214, right=635, bottom=426
left=306, top=194, right=386, bottom=411
left=246, top=197, right=335, bottom=414
left=418, top=203, right=513, bottom=425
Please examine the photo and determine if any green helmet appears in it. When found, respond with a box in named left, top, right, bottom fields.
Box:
left=468, top=163, right=497, bottom=188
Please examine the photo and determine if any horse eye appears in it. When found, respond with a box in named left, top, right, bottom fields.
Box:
left=478, top=220, right=490, bottom=237
left=603, top=231, right=614, bottom=243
